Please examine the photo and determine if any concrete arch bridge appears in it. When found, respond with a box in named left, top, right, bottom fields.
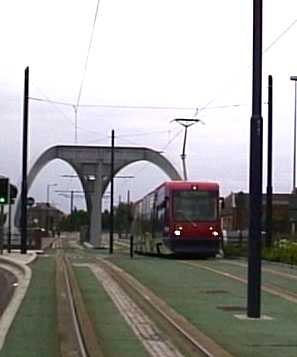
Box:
left=14, top=145, right=181, bottom=246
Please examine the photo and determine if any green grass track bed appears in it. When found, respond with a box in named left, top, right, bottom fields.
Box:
left=74, top=266, right=150, bottom=357
left=109, top=255, right=297, bottom=357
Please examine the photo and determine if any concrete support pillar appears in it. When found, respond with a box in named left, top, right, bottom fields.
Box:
left=89, top=164, right=102, bottom=247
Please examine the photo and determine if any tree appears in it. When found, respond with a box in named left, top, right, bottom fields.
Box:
left=58, top=209, right=89, bottom=231
left=114, top=202, right=133, bottom=238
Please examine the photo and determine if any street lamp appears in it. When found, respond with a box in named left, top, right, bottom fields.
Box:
left=290, top=76, right=297, bottom=193
left=47, top=183, right=58, bottom=205
left=56, top=190, right=84, bottom=213
left=172, top=118, right=203, bottom=180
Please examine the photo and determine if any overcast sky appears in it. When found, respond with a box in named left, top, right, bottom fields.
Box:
left=1, top=1, right=297, bottom=213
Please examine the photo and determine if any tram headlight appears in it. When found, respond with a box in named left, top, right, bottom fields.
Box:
left=212, top=231, right=219, bottom=237
left=174, top=226, right=183, bottom=236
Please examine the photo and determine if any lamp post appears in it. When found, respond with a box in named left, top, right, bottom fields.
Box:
left=290, top=76, right=297, bottom=193
left=46, top=183, right=57, bottom=232
left=56, top=190, right=85, bottom=212
left=57, top=190, right=85, bottom=232
left=47, top=184, right=57, bottom=205
left=172, top=118, right=203, bottom=180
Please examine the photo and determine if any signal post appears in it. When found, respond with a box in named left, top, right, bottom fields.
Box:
left=0, top=178, right=10, bottom=254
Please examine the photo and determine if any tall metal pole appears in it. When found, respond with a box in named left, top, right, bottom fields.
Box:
left=247, top=0, right=263, bottom=318
left=21, top=67, right=29, bottom=254
left=0, top=205, right=4, bottom=255
left=172, top=118, right=202, bottom=181
left=70, top=190, right=74, bottom=213
left=292, top=80, right=297, bottom=192
left=127, top=190, right=130, bottom=205
left=290, top=76, right=297, bottom=234
left=73, top=106, right=78, bottom=144
left=46, top=184, right=50, bottom=232
left=109, top=129, right=115, bottom=254
left=266, top=75, right=273, bottom=248
left=181, top=126, right=188, bottom=180
left=46, top=184, right=57, bottom=233
left=70, top=190, right=74, bottom=231
left=8, top=198, right=12, bottom=253
left=46, top=184, right=50, bottom=203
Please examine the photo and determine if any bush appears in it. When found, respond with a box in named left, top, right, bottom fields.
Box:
left=223, top=239, right=297, bottom=265
left=262, top=242, right=297, bottom=265
left=223, top=244, right=248, bottom=258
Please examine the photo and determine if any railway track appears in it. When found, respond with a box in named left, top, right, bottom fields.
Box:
left=114, top=240, right=297, bottom=317
left=115, top=238, right=297, bottom=306
left=56, top=239, right=104, bottom=357
left=222, top=258, right=297, bottom=281
left=182, top=259, right=297, bottom=306
left=95, top=257, right=232, bottom=357
left=58, top=235, right=235, bottom=356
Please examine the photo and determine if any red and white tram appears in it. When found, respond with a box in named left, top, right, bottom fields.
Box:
left=132, top=181, right=223, bottom=256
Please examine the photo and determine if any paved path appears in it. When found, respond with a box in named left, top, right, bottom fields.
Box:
left=0, top=251, right=35, bottom=350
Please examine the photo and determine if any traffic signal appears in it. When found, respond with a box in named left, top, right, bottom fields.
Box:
left=0, top=178, right=9, bottom=205
left=10, top=184, right=18, bottom=204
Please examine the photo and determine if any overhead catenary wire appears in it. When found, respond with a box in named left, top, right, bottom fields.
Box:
left=76, top=0, right=101, bottom=108
left=29, top=96, right=247, bottom=112
left=122, top=128, right=184, bottom=182
left=27, top=12, right=297, bottom=148
left=23, top=7, right=297, bottom=214
left=29, top=12, right=297, bottom=113
left=263, top=16, right=297, bottom=54
left=74, top=0, right=102, bottom=143
left=198, top=15, right=297, bottom=114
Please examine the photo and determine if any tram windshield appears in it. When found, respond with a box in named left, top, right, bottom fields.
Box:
left=173, top=190, right=217, bottom=222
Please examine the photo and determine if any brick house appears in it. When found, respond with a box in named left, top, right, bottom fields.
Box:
left=221, top=192, right=291, bottom=234
left=27, top=202, right=65, bottom=233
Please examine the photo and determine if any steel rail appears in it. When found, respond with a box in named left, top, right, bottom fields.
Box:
left=183, top=260, right=297, bottom=305
left=97, top=258, right=232, bottom=357
left=63, top=257, right=88, bottom=357
left=221, top=259, right=297, bottom=281
left=57, top=237, right=104, bottom=357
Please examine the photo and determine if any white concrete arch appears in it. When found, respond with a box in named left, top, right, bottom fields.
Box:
left=15, top=145, right=182, bottom=246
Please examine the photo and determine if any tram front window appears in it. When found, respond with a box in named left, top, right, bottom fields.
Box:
left=173, top=191, right=217, bottom=222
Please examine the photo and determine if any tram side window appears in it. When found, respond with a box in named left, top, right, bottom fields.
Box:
left=155, top=202, right=165, bottom=235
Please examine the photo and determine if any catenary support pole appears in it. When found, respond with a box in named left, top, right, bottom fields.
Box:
left=21, top=67, right=29, bottom=254
left=181, top=126, right=188, bottom=181
left=109, top=129, right=115, bottom=254
left=247, top=0, right=263, bottom=318
left=266, top=75, right=273, bottom=248
left=0, top=205, right=4, bottom=254
left=8, top=197, right=12, bottom=253
left=293, top=80, right=297, bottom=192
left=70, top=190, right=74, bottom=213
